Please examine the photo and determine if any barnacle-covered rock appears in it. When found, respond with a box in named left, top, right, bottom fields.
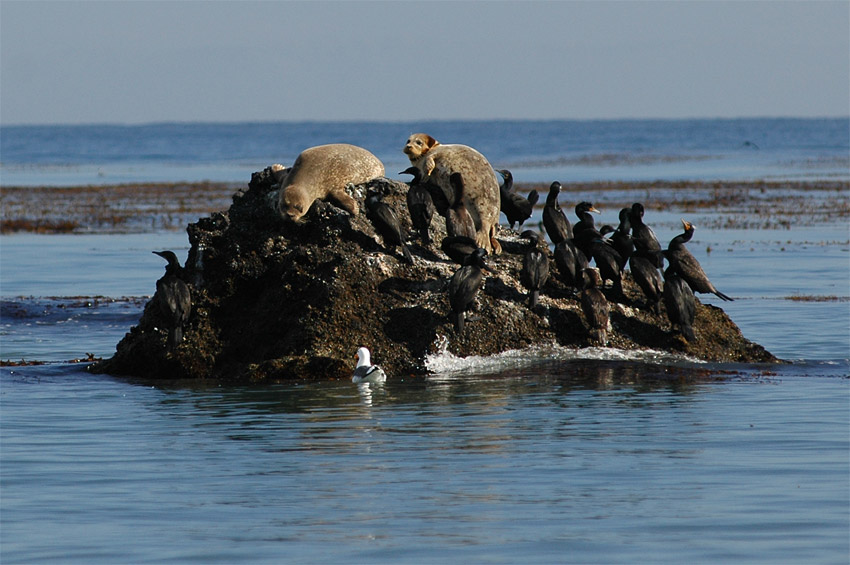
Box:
left=90, top=169, right=777, bottom=382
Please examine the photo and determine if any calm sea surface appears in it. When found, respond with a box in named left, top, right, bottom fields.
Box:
left=1, top=119, right=848, bottom=563
left=2, top=118, right=849, bottom=185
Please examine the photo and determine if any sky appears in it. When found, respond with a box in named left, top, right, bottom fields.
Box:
left=1, top=1, right=848, bottom=125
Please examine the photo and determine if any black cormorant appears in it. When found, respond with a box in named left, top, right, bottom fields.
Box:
left=588, top=233, right=624, bottom=298
left=630, top=254, right=664, bottom=314
left=663, top=266, right=696, bottom=341
left=665, top=219, right=733, bottom=301
left=553, top=239, right=588, bottom=291
left=542, top=181, right=572, bottom=245
left=400, top=167, right=435, bottom=245
left=445, top=172, right=478, bottom=239
left=610, top=208, right=634, bottom=269
left=572, top=201, right=601, bottom=259
left=416, top=172, right=452, bottom=217
left=497, top=169, right=539, bottom=230
left=629, top=202, right=663, bottom=268
left=152, top=250, right=191, bottom=351
left=441, top=235, right=478, bottom=265
left=448, top=247, right=489, bottom=333
left=365, top=192, right=414, bottom=264
left=580, top=268, right=610, bottom=346
left=519, top=230, right=550, bottom=309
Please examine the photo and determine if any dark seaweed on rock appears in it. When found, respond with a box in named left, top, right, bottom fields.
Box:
left=89, top=167, right=778, bottom=382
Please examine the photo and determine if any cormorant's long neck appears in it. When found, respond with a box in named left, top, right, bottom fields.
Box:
left=547, top=190, right=560, bottom=208
left=502, top=172, right=513, bottom=192
left=166, top=258, right=182, bottom=277
left=579, top=212, right=595, bottom=228
left=668, top=229, right=694, bottom=250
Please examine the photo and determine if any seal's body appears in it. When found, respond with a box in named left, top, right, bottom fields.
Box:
left=403, top=134, right=501, bottom=253
left=277, top=143, right=384, bottom=222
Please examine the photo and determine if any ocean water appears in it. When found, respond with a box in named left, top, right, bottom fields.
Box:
left=1, top=119, right=848, bottom=563
left=2, top=118, right=848, bottom=186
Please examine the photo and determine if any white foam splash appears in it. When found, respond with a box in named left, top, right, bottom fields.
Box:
left=424, top=343, right=705, bottom=377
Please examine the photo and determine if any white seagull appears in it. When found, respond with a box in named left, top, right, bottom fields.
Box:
left=352, top=347, right=387, bottom=384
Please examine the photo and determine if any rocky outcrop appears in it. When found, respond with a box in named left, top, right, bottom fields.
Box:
left=89, top=168, right=777, bottom=382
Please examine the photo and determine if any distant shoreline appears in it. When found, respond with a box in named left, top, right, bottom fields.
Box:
left=1, top=179, right=847, bottom=234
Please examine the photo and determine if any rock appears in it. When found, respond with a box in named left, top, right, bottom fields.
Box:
left=89, top=168, right=778, bottom=382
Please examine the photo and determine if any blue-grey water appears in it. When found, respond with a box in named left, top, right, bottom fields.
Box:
left=1, top=119, right=848, bottom=563
left=2, top=118, right=848, bottom=185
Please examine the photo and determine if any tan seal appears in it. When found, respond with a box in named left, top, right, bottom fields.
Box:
left=403, top=133, right=501, bottom=253
left=276, top=143, right=385, bottom=222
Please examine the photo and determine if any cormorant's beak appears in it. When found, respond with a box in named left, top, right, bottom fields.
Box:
left=590, top=207, right=601, bottom=214
left=681, top=219, right=692, bottom=230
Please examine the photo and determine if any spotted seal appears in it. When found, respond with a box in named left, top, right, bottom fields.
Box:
left=276, top=143, right=384, bottom=222
left=403, top=133, right=501, bottom=253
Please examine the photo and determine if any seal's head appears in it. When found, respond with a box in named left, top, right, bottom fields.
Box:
left=279, top=185, right=309, bottom=223
left=403, top=133, right=439, bottom=163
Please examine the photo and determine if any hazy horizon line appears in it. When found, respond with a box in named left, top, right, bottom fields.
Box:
left=2, top=115, right=848, bottom=129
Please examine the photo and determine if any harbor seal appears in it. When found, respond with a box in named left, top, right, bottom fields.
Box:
left=403, top=134, right=501, bottom=253
left=276, top=143, right=385, bottom=223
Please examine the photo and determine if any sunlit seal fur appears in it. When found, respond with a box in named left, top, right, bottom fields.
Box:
left=403, top=133, right=501, bottom=254
left=276, top=143, right=384, bottom=223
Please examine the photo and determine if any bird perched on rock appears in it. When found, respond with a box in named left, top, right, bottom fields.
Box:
left=630, top=254, right=664, bottom=314
left=580, top=268, right=610, bottom=346
left=445, top=172, right=478, bottom=240
left=588, top=232, right=625, bottom=298
left=629, top=202, right=663, bottom=268
left=408, top=169, right=451, bottom=217
left=448, top=247, right=489, bottom=333
left=365, top=191, right=414, bottom=264
left=441, top=235, right=478, bottom=265
left=497, top=169, right=539, bottom=230
left=665, top=219, right=733, bottom=301
left=609, top=208, right=634, bottom=269
left=400, top=167, right=435, bottom=245
left=352, top=346, right=387, bottom=383
left=663, top=266, right=696, bottom=341
left=572, top=201, right=602, bottom=259
left=520, top=230, right=550, bottom=309
left=553, top=238, right=588, bottom=291
left=152, top=250, right=191, bottom=351
left=542, top=181, right=572, bottom=245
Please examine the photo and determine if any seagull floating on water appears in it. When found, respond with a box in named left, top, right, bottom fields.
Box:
left=352, top=347, right=387, bottom=384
